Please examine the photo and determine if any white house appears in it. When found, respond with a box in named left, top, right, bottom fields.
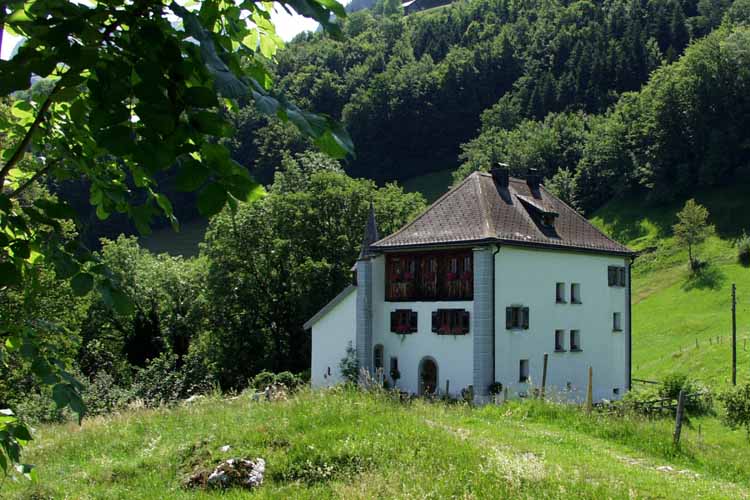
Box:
left=304, top=168, right=634, bottom=402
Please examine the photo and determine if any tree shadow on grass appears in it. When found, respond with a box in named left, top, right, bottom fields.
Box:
left=681, top=263, right=726, bottom=291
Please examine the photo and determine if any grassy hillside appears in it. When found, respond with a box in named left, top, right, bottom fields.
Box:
left=591, top=184, right=750, bottom=388
left=401, top=168, right=454, bottom=203
left=6, top=389, right=750, bottom=499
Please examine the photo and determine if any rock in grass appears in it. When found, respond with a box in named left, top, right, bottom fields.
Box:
left=205, top=458, right=266, bottom=490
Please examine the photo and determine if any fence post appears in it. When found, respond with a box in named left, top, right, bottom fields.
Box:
left=585, top=366, right=593, bottom=414
left=541, top=353, right=549, bottom=400
left=673, top=390, right=686, bottom=447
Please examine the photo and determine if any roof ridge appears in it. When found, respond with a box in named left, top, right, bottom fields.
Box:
left=372, top=171, right=481, bottom=247
left=538, top=184, right=631, bottom=252
left=475, top=174, right=494, bottom=240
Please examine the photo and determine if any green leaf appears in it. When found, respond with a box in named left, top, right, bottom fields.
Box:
left=12, top=424, right=32, bottom=442
left=10, top=240, right=30, bottom=259
left=175, top=159, right=210, bottom=192
left=70, top=273, right=94, bottom=296
left=189, top=111, right=234, bottom=137
left=197, top=183, right=228, bottom=216
left=154, top=193, right=173, bottom=217
left=97, top=281, right=134, bottom=316
left=0, top=262, right=21, bottom=287
left=226, top=175, right=266, bottom=202
left=34, top=199, right=77, bottom=220
left=97, top=125, right=133, bottom=156
left=184, top=86, right=219, bottom=108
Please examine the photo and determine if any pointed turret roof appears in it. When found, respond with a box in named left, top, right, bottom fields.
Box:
left=359, top=201, right=380, bottom=259
left=371, top=172, right=632, bottom=256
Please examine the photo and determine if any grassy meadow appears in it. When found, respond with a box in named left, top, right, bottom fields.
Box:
left=591, top=183, right=750, bottom=389
left=6, top=388, right=750, bottom=499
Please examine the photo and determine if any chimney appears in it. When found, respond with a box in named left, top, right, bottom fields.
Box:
left=490, top=163, right=509, bottom=187
left=526, top=168, right=541, bottom=189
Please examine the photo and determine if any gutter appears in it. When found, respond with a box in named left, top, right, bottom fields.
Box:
left=491, top=244, right=501, bottom=383
left=626, top=256, right=634, bottom=391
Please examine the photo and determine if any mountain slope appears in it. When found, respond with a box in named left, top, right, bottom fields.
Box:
left=592, top=183, right=750, bottom=388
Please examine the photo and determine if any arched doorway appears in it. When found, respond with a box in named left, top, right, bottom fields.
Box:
left=419, top=357, right=438, bottom=395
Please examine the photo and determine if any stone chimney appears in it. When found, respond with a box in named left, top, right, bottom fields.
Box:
left=526, top=168, right=541, bottom=189
left=490, top=163, right=510, bottom=187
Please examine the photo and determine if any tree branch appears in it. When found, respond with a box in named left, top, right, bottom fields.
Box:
left=8, top=159, right=60, bottom=199
left=0, top=84, right=60, bottom=187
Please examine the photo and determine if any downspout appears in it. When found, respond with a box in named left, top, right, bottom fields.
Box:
left=626, top=255, right=634, bottom=391
left=491, top=244, right=501, bottom=383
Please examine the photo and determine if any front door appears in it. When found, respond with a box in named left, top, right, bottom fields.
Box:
left=419, top=358, right=438, bottom=395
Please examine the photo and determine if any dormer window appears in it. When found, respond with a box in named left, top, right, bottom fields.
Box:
left=516, top=194, right=558, bottom=230
left=541, top=213, right=555, bottom=227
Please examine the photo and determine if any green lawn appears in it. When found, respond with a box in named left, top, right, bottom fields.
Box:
left=591, top=184, right=750, bottom=389
left=139, top=218, right=208, bottom=257
left=6, top=389, right=750, bottom=499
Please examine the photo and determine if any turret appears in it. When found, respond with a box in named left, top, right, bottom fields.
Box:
left=356, top=202, right=378, bottom=378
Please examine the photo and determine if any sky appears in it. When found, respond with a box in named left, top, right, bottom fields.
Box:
left=1, top=2, right=347, bottom=61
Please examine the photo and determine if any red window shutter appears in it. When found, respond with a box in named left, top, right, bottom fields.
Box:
left=432, top=311, right=438, bottom=332
left=462, top=310, right=470, bottom=334
left=390, top=311, right=397, bottom=332
left=506, top=307, right=512, bottom=329
left=410, top=311, right=418, bottom=333
left=619, top=267, right=626, bottom=286
left=522, top=307, right=530, bottom=329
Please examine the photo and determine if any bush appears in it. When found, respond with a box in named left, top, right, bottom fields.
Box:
left=339, top=342, right=359, bottom=384
left=251, top=370, right=277, bottom=390
left=737, top=231, right=750, bottom=265
left=83, top=371, right=133, bottom=416
left=659, top=373, right=713, bottom=415
left=719, top=383, right=750, bottom=440
left=276, top=371, right=304, bottom=390
left=488, top=382, right=504, bottom=396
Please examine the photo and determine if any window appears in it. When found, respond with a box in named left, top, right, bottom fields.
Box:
left=555, top=282, right=566, bottom=303
left=374, top=345, right=384, bottom=370
left=555, top=330, right=566, bottom=352
left=570, top=330, right=581, bottom=351
left=431, top=309, right=470, bottom=335
left=608, top=266, right=626, bottom=287
left=389, top=357, right=399, bottom=379
left=519, top=359, right=530, bottom=382
left=570, top=283, right=581, bottom=304
left=505, top=306, right=530, bottom=330
left=390, top=309, right=418, bottom=334
left=613, top=312, right=622, bottom=332
left=386, top=252, right=473, bottom=301
left=613, top=388, right=620, bottom=395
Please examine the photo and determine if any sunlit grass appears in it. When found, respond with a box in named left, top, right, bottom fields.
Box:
left=5, top=389, right=750, bottom=499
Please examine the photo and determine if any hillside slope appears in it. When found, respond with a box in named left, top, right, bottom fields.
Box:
left=592, top=184, right=750, bottom=388
left=6, top=390, right=750, bottom=498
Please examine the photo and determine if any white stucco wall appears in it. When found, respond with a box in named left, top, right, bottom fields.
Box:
left=371, top=255, right=474, bottom=397
left=310, top=288, right=356, bottom=388
left=494, top=246, right=629, bottom=402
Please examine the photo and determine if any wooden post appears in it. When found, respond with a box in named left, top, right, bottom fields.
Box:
left=445, top=379, right=450, bottom=401
left=673, top=390, right=686, bottom=447
left=585, top=366, right=593, bottom=413
left=732, top=283, right=737, bottom=386
left=541, top=353, right=549, bottom=400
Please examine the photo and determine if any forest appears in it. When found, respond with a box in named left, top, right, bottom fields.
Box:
left=2, top=0, right=750, bottom=429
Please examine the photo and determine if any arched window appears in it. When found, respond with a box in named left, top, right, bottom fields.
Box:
left=373, top=344, right=384, bottom=370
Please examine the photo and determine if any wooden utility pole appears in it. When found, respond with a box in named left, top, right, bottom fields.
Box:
left=673, top=390, right=686, bottom=447
left=585, top=366, right=593, bottom=413
left=732, top=283, right=737, bottom=386
left=541, top=353, right=549, bottom=399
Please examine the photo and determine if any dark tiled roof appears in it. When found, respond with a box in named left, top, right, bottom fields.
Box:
left=371, top=172, right=633, bottom=255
